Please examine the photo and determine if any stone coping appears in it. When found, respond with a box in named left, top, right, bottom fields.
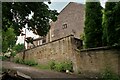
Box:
left=24, top=34, right=74, bottom=51
left=80, top=45, right=120, bottom=52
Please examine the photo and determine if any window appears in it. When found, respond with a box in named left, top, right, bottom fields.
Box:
left=62, top=23, right=67, bottom=29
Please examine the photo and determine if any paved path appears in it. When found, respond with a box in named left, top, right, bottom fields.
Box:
left=2, top=61, right=82, bottom=79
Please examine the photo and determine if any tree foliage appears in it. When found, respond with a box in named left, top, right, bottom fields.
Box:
left=84, top=1, right=103, bottom=48
left=2, top=2, right=58, bottom=36
left=103, top=1, right=120, bottom=46
left=13, top=43, right=24, bottom=53
left=114, top=2, right=120, bottom=45
left=102, top=9, right=107, bottom=46
left=0, top=28, right=2, bottom=53
left=2, top=27, right=17, bottom=53
left=2, top=2, right=58, bottom=52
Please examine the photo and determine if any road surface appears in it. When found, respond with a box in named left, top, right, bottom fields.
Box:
left=2, top=61, right=83, bottom=79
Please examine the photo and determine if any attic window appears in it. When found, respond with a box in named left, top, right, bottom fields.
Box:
left=62, top=23, right=67, bottom=29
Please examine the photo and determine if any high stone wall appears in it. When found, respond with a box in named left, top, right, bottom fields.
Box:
left=15, top=35, right=80, bottom=72
left=15, top=35, right=120, bottom=75
left=73, top=46, right=120, bottom=75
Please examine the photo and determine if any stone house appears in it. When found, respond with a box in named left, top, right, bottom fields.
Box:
left=46, top=2, right=84, bottom=42
left=27, top=2, right=84, bottom=49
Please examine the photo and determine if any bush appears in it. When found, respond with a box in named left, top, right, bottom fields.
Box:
left=11, top=51, right=17, bottom=57
left=13, top=58, right=73, bottom=72
left=0, top=56, right=8, bottom=61
left=54, top=62, right=64, bottom=72
left=14, top=57, right=24, bottom=64
left=63, top=61, right=73, bottom=72
left=49, top=60, right=56, bottom=70
left=13, top=44, right=24, bottom=53
left=24, top=60, right=38, bottom=66
left=101, top=69, right=120, bottom=80
left=14, top=57, right=38, bottom=66
left=49, top=61, right=73, bottom=72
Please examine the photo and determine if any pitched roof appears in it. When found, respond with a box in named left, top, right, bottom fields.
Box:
left=49, top=2, right=84, bottom=26
left=59, top=2, right=84, bottom=14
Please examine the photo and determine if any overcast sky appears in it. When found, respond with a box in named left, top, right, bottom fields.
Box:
left=48, top=0, right=107, bottom=12
left=16, top=1, right=107, bottom=46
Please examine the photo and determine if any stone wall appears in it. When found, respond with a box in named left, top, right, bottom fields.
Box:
left=73, top=46, right=120, bottom=75
left=15, top=35, right=78, bottom=66
left=15, top=35, right=120, bottom=75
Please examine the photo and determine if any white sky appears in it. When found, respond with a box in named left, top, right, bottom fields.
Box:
left=16, top=0, right=107, bottom=46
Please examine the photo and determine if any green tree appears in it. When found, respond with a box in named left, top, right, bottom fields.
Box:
left=102, top=9, right=107, bottom=46
left=114, top=2, right=120, bottom=45
left=103, top=2, right=120, bottom=46
left=2, top=2, right=58, bottom=36
left=13, top=43, right=24, bottom=53
left=2, top=2, right=58, bottom=52
left=2, top=27, right=17, bottom=53
left=0, top=28, right=2, bottom=53
left=84, top=1, right=103, bottom=48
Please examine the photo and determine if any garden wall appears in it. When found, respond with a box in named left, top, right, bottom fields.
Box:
left=15, top=35, right=120, bottom=75
left=73, top=46, right=120, bottom=75
left=15, top=35, right=81, bottom=72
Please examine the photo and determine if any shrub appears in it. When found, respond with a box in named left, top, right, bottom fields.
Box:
left=101, top=68, right=120, bottom=80
left=49, top=60, right=56, bottom=70
left=50, top=61, right=73, bottom=72
left=54, top=62, right=64, bottom=72
left=14, top=57, right=24, bottom=64
left=12, top=44, right=24, bottom=53
left=14, top=57, right=38, bottom=66
left=11, top=51, right=17, bottom=57
left=63, top=61, right=73, bottom=72
left=0, top=56, right=8, bottom=61
left=13, top=58, right=73, bottom=73
left=24, top=59, right=38, bottom=66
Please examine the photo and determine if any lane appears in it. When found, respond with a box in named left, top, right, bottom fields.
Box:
left=2, top=61, right=80, bottom=78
